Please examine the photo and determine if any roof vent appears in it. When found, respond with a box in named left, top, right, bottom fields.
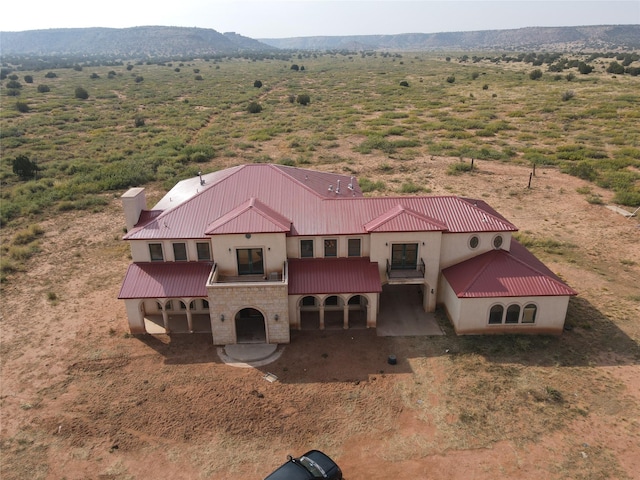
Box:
left=348, top=177, right=354, bottom=190
left=198, top=171, right=205, bottom=186
left=328, top=184, right=333, bottom=192
left=336, top=180, right=341, bottom=194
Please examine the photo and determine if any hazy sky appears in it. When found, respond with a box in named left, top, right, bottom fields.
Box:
left=2, top=1, right=638, bottom=37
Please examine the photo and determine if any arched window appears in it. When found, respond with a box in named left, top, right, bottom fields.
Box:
left=488, top=305, right=504, bottom=324
left=506, top=304, right=521, bottom=323
left=522, top=304, right=537, bottom=323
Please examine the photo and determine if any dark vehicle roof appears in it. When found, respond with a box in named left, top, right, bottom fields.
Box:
left=264, top=460, right=313, bottom=480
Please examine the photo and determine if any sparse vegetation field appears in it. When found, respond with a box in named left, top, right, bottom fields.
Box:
left=1, top=52, right=639, bottom=479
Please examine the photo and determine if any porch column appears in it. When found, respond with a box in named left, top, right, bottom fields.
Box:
left=319, top=306, right=325, bottom=330
left=367, top=299, right=376, bottom=328
left=186, top=309, right=194, bottom=333
left=161, top=308, right=170, bottom=334
left=296, top=306, right=302, bottom=330
left=343, top=304, right=349, bottom=329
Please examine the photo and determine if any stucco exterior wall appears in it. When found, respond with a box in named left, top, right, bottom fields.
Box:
left=439, top=232, right=512, bottom=269
left=441, top=277, right=569, bottom=335
left=285, top=235, right=371, bottom=259
left=207, top=282, right=290, bottom=345
left=211, top=233, right=286, bottom=276
left=123, top=299, right=146, bottom=334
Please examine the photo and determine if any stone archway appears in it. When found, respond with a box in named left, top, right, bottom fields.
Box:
left=235, top=308, right=266, bottom=343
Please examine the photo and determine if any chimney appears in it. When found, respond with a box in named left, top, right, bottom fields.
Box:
left=121, top=187, right=147, bottom=232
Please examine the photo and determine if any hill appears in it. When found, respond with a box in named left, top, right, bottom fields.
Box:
left=261, top=25, right=640, bottom=51
left=0, top=26, right=277, bottom=57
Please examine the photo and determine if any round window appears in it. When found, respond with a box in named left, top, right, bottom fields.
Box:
left=493, top=235, right=503, bottom=249
left=469, top=235, right=479, bottom=249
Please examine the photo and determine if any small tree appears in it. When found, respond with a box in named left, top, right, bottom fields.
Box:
left=6, top=80, right=21, bottom=89
left=37, top=84, right=50, bottom=93
left=446, top=76, right=455, bottom=84
left=290, top=64, right=299, bottom=71
left=296, top=94, right=310, bottom=105
left=90, top=73, right=100, bottom=79
left=134, top=76, right=144, bottom=83
left=399, top=80, right=409, bottom=87
left=134, top=115, right=145, bottom=127
left=254, top=80, right=263, bottom=88
left=12, top=155, right=38, bottom=180
left=44, top=72, right=57, bottom=78
left=529, top=69, right=543, bottom=80
left=606, top=61, right=624, bottom=74
left=126, top=64, right=134, bottom=71
left=247, top=102, right=262, bottom=114
left=578, top=62, right=593, bottom=74
left=75, top=87, right=89, bottom=99
left=24, top=75, right=33, bottom=84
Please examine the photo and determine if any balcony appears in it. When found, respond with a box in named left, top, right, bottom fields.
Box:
left=386, top=258, right=425, bottom=284
left=208, top=261, right=288, bottom=286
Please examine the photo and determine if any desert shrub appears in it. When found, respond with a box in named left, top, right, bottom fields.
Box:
left=90, top=73, right=100, bottom=79
left=399, top=80, right=409, bottom=87
left=562, top=161, right=597, bottom=181
left=12, top=155, right=38, bottom=180
left=612, top=190, right=640, bottom=207
left=606, top=62, right=625, bottom=74
left=561, top=90, right=575, bottom=102
left=44, top=71, right=57, bottom=78
left=400, top=182, right=423, bottom=193
left=24, top=75, right=33, bottom=83
left=254, top=80, right=263, bottom=88
left=37, top=84, right=50, bottom=93
left=194, top=75, right=203, bottom=80
left=134, top=116, right=145, bottom=128
left=529, top=69, right=543, bottom=80
left=446, top=76, right=456, bottom=84
left=471, top=72, right=480, bottom=80
left=359, top=178, right=386, bottom=193
left=134, top=76, right=144, bottom=83
left=74, top=87, right=89, bottom=99
left=447, top=162, right=474, bottom=175
left=296, top=94, right=310, bottom=105
left=287, top=94, right=295, bottom=103
left=290, top=64, right=299, bottom=71
left=13, top=224, right=45, bottom=245
left=6, top=80, right=21, bottom=89
left=247, top=102, right=263, bottom=114
left=15, top=102, right=29, bottom=113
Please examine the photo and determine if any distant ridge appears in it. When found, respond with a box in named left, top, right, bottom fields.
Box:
left=1, top=25, right=638, bottom=57
left=0, top=26, right=277, bottom=56
left=261, top=25, right=640, bottom=52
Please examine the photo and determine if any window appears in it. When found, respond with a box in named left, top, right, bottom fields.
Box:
left=493, top=235, right=503, bottom=249
left=165, top=300, right=173, bottom=310
left=324, top=296, right=339, bottom=306
left=488, top=305, right=504, bottom=324
left=173, top=243, right=187, bottom=261
left=506, top=304, right=521, bottom=323
left=202, top=299, right=209, bottom=310
left=391, top=243, right=418, bottom=269
left=196, top=242, right=211, bottom=261
left=469, top=235, right=479, bottom=249
left=189, top=301, right=196, bottom=309
left=179, top=301, right=187, bottom=310
left=324, top=239, right=337, bottom=257
left=348, top=238, right=361, bottom=257
left=300, top=239, right=314, bottom=258
left=149, top=243, right=164, bottom=261
left=301, top=296, right=316, bottom=307
left=237, top=248, right=264, bottom=275
left=522, top=304, right=537, bottom=323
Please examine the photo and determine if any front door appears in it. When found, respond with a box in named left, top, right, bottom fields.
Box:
left=391, top=243, right=418, bottom=269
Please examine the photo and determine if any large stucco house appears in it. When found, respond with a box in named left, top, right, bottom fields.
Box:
left=118, top=163, right=576, bottom=344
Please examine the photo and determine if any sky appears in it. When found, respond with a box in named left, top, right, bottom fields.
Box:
left=1, top=1, right=638, bottom=38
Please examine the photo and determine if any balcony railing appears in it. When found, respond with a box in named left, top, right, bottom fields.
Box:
left=208, top=261, right=288, bottom=286
left=386, top=257, right=425, bottom=280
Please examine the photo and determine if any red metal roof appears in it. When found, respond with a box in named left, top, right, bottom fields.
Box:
left=364, top=205, right=448, bottom=232
left=205, top=197, right=291, bottom=235
left=124, top=164, right=517, bottom=240
left=118, top=262, right=213, bottom=299
left=442, top=241, right=577, bottom=298
left=288, top=257, right=382, bottom=295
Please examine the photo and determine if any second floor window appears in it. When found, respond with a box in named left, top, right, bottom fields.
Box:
left=237, top=248, right=264, bottom=275
left=300, top=239, right=314, bottom=258
left=149, top=243, right=164, bottom=261
left=324, top=239, right=337, bottom=257
left=196, top=242, right=211, bottom=261
left=173, top=243, right=187, bottom=261
left=348, top=238, right=361, bottom=257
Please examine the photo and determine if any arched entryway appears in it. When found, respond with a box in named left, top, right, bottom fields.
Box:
left=347, top=295, right=368, bottom=328
left=299, top=295, right=320, bottom=330
left=324, top=295, right=344, bottom=329
left=235, top=308, right=266, bottom=343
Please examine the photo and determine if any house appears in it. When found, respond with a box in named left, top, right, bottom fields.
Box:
left=118, top=163, right=576, bottom=344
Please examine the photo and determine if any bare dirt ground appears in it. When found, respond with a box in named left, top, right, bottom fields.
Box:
left=1, top=157, right=639, bottom=479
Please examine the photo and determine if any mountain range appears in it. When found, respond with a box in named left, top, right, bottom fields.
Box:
left=1, top=24, right=638, bottom=57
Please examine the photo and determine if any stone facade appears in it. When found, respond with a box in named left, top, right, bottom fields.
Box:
left=207, top=282, right=290, bottom=345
